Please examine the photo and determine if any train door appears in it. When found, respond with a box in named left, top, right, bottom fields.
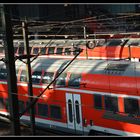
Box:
left=66, top=93, right=83, bottom=132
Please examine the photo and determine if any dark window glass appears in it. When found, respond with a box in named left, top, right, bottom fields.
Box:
left=94, top=94, right=102, bottom=109
left=106, top=39, right=123, bottom=46
left=75, top=100, right=80, bottom=124
left=0, top=68, right=7, bottom=80
left=18, top=47, right=24, bottom=54
left=64, top=48, right=71, bottom=55
left=40, top=48, right=47, bottom=55
left=68, top=74, right=81, bottom=88
left=20, top=70, right=27, bottom=82
left=38, top=103, right=48, bottom=118
left=33, top=48, right=39, bottom=54
left=42, top=72, right=54, bottom=84
left=55, top=73, right=67, bottom=86
left=68, top=99, right=73, bottom=123
left=124, top=98, right=139, bottom=115
left=14, top=47, right=18, bottom=54
left=48, top=47, right=55, bottom=54
left=26, top=102, right=36, bottom=115
left=104, top=96, right=118, bottom=112
left=105, top=63, right=129, bottom=72
left=5, top=99, right=9, bottom=112
left=32, top=71, right=42, bottom=84
left=19, top=100, right=25, bottom=113
left=56, top=48, right=63, bottom=55
left=73, top=49, right=80, bottom=55
left=0, top=47, right=4, bottom=53
left=50, top=105, right=62, bottom=119
left=0, top=98, right=4, bottom=109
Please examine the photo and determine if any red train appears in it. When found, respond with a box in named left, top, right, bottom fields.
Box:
left=0, top=57, right=140, bottom=135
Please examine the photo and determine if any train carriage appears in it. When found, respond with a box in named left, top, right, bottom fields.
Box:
left=0, top=57, right=140, bottom=135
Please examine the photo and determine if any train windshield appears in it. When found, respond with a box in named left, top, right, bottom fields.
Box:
left=126, top=39, right=140, bottom=46
left=104, top=39, right=124, bottom=46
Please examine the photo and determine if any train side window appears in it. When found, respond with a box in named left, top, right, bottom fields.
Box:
left=56, top=48, right=63, bottom=55
left=18, top=47, right=24, bottom=54
left=68, top=74, right=81, bottom=88
left=55, top=73, right=67, bottom=86
left=32, top=71, right=42, bottom=84
left=64, top=48, right=71, bottom=55
left=38, top=103, right=49, bottom=118
left=20, top=70, right=27, bottom=82
left=48, top=47, right=55, bottom=54
left=19, top=100, right=25, bottom=113
left=104, top=95, right=118, bottom=112
left=0, top=68, right=7, bottom=81
left=42, top=72, right=54, bottom=84
left=0, top=98, right=4, bottom=109
left=94, top=94, right=102, bottom=109
left=26, top=101, right=36, bottom=115
left=33, top=47, right=39, bottom=54
left=50, top=105, right=62, bottom=120
left=124, top=98, right=139, bottom=115
left=40, top=48, right=47, bottom=55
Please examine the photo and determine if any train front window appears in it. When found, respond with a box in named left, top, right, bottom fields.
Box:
left=104, top=95, right=118, bottom=112
left=124, top=98, right=139, bottom=116
left=105, top=39, right=123, bottom=46
left=55, top=73, right=67, bottom=87
left=42, top=72, right=54, bottom=84
left=0, top=68, right=7, bottom=81
left=32, top=71, right=42, bottom=84
left=68, top=74, right=81, bottom=88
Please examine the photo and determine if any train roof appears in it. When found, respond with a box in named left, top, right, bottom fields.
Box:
left=14, top=58, right=140, bottom=77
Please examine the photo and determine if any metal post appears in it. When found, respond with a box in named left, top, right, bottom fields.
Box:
left=22, top=21, right=36, bottom=135
left=1, top=4, right=21, bottom=135
left=84, top=26, right=88, bottom=59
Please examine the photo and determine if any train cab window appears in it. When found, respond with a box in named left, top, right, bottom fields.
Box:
left=42, top=72, right=54, bottom=84
left=104, top=95, right=118, bottom=112
left=94, top=94, right=102, bottom=109
left=20, top=70, right=27, bottom=82
left=56, top=48, right=63, bottom=55
left=48, top=47, right=55, bottom=54
left=0, top=98, right=4, bottom=109
left=19, top=100, right=25, bottom=113
left=55, top=73, right=67, bottom=87
left=38, top=103, right=49, bottom=118
left=50, top=105, right=62, bottom=119
left=18, top=47, right=24, bottom=54
left=68, top=74, right=81, bottom=88
left=105, top=39, right=123, bottom=46
left=32, top=71, right=42, bottom=84
left=0, top=68, right=7, bottom=81
left=40, top=48, right=47, bottom=55
left=124, top=98, right=139, bottom=116
left=33, top=47, right=39, bottom=54
left=64, top=48, right=71, bottom=55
